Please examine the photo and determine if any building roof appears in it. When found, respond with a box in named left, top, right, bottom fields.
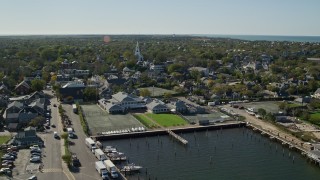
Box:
left=105, top=103, right=124, bottom=112
left=8, top=101, right=23, bottom=109
left=62, top=81, right=85, bottom=88
left=146, top=100, right=168, bottom=110
left=15, top=80, right=30, bottom=90
left=174, top=100, right=187, bottom=109
left=112, top=92, right=142, bottom=102
left=315, top=88, right=320, bottom=94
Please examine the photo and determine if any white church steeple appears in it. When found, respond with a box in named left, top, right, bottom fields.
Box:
left=134, top=41, right=143, bottom=62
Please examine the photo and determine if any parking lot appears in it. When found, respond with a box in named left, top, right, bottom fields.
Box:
left=81, top=104, right=145, bottom=135
left=184, top=110, right=232, bottom=124
left=238, top=101, right=280, bottom=114
left=1, top=145, right=43, bottom=179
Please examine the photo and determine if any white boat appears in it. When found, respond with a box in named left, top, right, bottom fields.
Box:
left=104, top=146, right=117, bottom=153
left=121, top=163, right=143, bottom=172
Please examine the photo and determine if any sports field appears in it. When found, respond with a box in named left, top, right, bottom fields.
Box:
left=81, top=104, right=145, bottom=135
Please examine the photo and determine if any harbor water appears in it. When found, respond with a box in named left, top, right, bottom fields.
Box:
left=102, top=128, right=320, bottom=180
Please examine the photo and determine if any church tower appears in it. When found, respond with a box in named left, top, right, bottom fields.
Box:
left=134, top=41, right=143, bottom=62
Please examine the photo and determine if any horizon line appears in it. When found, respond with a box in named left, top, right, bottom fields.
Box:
left=0, top=33, right=320, bottom=37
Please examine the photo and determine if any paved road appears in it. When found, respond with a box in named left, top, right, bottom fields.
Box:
left=37, top=92, right=69, bottom=180
left=13, top=91, right=69, bottom=180
left=221, top=105, right=312, bottom=150
left=63, top=104, right=102, bottom=180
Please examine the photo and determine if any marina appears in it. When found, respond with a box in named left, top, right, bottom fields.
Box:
left=101, top=128, right=320, bottom=180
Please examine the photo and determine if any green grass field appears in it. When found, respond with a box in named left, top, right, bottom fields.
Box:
left=0, top=136, right=11, bottom=145
left=310, top=111, right=320, bottom=124
left=133, top=114, right=159, bottom=129
left=146, top=113, right=188, bottom=127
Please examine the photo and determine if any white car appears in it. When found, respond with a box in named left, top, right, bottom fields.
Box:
left=54, top=131, right=59, bottom=138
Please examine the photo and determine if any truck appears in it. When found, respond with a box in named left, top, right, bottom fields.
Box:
left=72, top=104, right=77, bottom=113
left=67, top=128, right=74, bottom=138
left=103, top=160, right=118, bottom=179
left=95, top=161, right=109, bottom=179
left=94, top=148, right=107, bottom=161
left=85, top=138, right=96, bottom=152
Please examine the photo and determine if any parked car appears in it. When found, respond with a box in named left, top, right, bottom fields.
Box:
left=2, top=155, right=15, bottom=160
left=0, top=167, right=12, bottom=176
left=2, top=160, right=14, bottom=165
left=30, top=145, right=40, bottom=150
left=31, top=155, right=41, bottom=159
left=30, top=156, right=41, bottom=163
left=54, top=131, right=59, bottom=138
left=31, top=149, right=41, bottom=153
left=31, top=153, right=41, bottom=157
left=1, top=162, right=13, bottom=169
left=53, top=104, right=57, bottom=107
left=51, top=124, right=56, bottom=128
left=28, top=175, right=37, bottom=180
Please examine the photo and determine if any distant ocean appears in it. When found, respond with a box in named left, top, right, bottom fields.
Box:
left=193, top=34, right=320, bottom=43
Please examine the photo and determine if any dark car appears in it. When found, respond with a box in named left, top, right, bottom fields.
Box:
left=53, top=104, right=57, bottom=107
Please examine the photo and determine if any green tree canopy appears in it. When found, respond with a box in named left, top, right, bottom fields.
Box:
left=31, top=79, right=46, bottom=92
left=139, top=88, right=151, bottom=97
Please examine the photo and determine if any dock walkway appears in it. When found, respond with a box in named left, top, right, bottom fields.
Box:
left=140, top=113, right=188, bottom=145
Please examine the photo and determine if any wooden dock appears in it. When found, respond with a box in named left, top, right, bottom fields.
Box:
left=167, top=129, right=188, bottom=145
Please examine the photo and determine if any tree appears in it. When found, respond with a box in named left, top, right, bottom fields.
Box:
left=163, top=92, right=172, bottom=99
left=29, top=116, right=45, bottom=127
left=83, top=87, right=98, bottom=101
left=257, top=108, right=267, bottom=117
left=301, top=111, right=310, bottom=121
left=139, top=88, right=151, bottom=97
left=61, top=132, right=69, bottom=140
left=31, top=79, right=46, bottom=92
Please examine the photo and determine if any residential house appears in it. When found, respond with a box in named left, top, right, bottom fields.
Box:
left=150, top=63, right=165, bottom=73
left=171, top=100, right=188, bottom=114
left=56, top=74, right=72, bottom=84
left=123, top=67, right=135, bottom=75
left=99, top=85, right=113, bottom=99
left=146, top=99, right=170, bottom=114
left=188, top=67, right=209, bottom=77
left=59, top=81, right=86, bottom=103
left=14, top=80, right=31, bottom=95
left=12, top=127, right=43, bottom=147
left=0, top=95, right=8, bottom=107
left=0, top=84, right=10, bottom=95
left=9, top=91, right=45, bottom=105
left=18, top=107, right=38, bottom=127
left=312, top=88, right=320, bottom=99
left=4, top=101, right=24, bottom=124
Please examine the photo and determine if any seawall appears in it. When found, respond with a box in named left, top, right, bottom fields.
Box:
left=92, top=122, right=246, bottom=141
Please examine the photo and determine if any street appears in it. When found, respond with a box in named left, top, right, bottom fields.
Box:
left=36, top=91, right=69, bottom=180
left=63, top=104, right=102, bottom=180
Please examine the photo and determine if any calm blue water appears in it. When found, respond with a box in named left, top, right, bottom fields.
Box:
left=193, top=34, right=320, bottom=42
left=102, top=128, right=320, bottom=180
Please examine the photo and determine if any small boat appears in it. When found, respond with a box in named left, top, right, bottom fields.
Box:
left=107, top=151, right=125, bottom=157
left=110, top=156, right=127, bottom=161
left=104, top=146, right=117, bottom=153
left=121, top=163, right=143, bottom=172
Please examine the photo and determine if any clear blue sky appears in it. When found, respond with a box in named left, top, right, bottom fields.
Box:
left=1, top=0, right=319, bottom=35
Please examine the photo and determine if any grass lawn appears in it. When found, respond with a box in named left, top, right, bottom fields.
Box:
left=310, top=111, right=320, bottom=124
left=146, top=113, right=188, bottom=127
left=133, top=114, right=159, bottom=129
left=0, top=136, right=11, bottom=145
